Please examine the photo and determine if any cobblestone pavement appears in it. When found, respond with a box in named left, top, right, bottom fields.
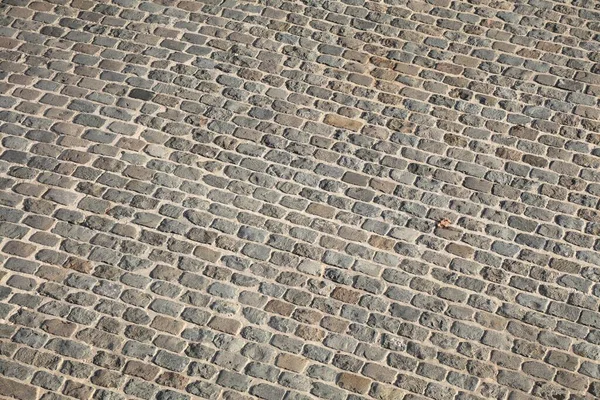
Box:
left=1, top=1, right=600, bottom=400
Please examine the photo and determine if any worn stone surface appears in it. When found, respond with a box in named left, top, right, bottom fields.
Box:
left=1, top=1, right=600, bottom=400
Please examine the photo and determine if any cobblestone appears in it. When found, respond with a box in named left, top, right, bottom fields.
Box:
left=1, top=1, right=600, bottom=400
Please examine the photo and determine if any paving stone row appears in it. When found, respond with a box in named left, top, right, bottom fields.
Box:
left=1, top=1, right=600, bottom=400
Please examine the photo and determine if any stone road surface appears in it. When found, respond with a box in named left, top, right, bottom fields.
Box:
left=0, top=0, right=600, bottom=400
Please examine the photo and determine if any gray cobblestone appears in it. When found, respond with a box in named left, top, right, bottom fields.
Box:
left=0, top=2, right=598, bottom=400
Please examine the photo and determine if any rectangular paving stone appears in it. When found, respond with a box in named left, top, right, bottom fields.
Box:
left=0, top=2, right=599, bottom=400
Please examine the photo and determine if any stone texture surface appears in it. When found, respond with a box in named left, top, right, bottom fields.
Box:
left=0, top=0, right=600, bottom=400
